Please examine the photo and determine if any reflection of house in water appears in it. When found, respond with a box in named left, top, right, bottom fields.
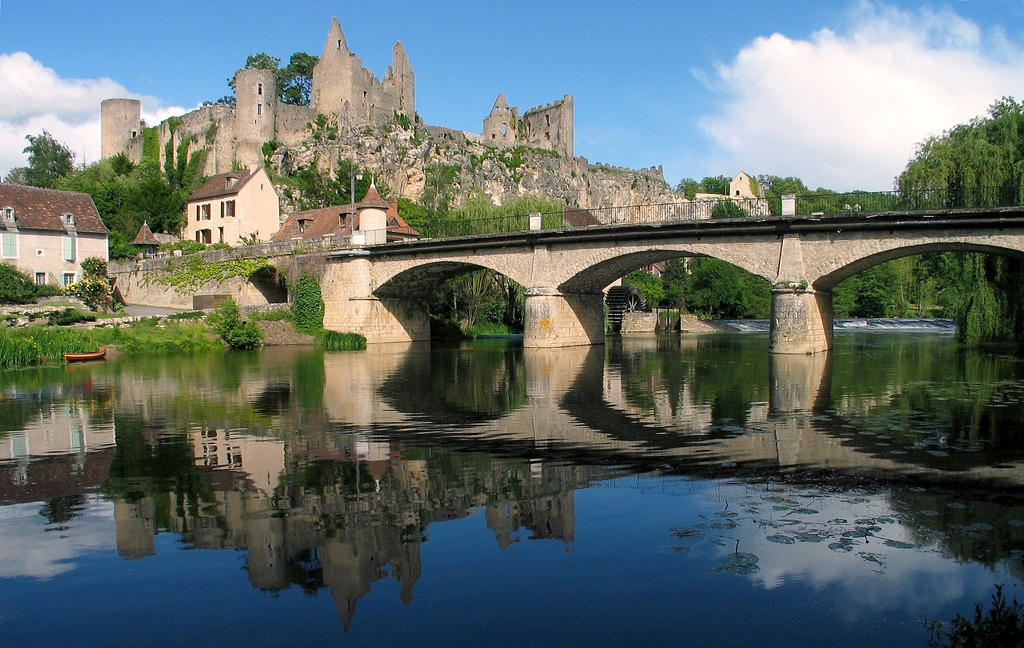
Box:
left=0, top=397, right=116, bottom=503
left=108, top=424, right=586, bottom=631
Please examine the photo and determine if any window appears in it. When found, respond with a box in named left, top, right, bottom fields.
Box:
left=257, top=82, right=263, bottom=95
left=62, top=236, right=75, bottom=262
left=63, top=213, right=75, bottom=226
left=257, top=103, right=262, bottom=116
left=218, top=227, right=224, bottom=243
left=2, top=207, right=13, bottom=221
left=1, top=232, right=15, bottom=258
left=34, top=272, right=45, bottom=285
left=201, top=204, right=211, bottom=220
left=225, top=200, right=235, bottom=217
left=60, top=272, right=75, bottom=287
left=298, top=219, right=306, bottom=233
left=198, top=229, right=212, bottom=244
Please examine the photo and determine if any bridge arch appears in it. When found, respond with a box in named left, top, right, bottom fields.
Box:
left=553, top=244, right=777, bottom=294
left=373, top=261, right=499, bottom=299
left=811, top=240, right=1024, bottom=290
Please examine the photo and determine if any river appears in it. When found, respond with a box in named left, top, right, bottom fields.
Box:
left=1, top=330, right=1023, bottom=646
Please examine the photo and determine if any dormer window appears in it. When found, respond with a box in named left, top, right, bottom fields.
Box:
left=225, top=176, right=238, bottom=190
left=298, top=219, right=310, bottom=234
left=2, top=207, right=13, bottom=221
left=63, top=213, right=75, bottom=225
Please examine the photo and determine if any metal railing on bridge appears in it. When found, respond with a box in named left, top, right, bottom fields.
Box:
left=417, top=186, right=1024, bottom=239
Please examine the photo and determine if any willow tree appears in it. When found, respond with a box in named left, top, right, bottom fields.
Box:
left=897, top=97, right=1024, bottom=344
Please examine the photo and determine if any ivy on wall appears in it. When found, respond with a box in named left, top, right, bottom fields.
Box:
left=146, top=255, right=272, bottom=293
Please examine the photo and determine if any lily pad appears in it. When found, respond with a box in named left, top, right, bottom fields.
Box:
left=712, top=552, right=760, bottom=575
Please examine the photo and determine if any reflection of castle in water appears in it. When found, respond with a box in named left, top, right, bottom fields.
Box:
left=111, top=423, right=585, bottom=630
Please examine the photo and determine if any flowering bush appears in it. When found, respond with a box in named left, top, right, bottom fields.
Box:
left=66, top=276, right=114, bottom=312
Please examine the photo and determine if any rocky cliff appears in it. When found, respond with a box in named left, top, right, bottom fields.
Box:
left=267, top=116, right=677, bottom=213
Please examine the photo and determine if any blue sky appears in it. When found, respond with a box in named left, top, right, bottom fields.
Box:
left=1, top=0, right=1023, bottom=191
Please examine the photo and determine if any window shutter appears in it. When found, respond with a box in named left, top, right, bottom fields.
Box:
left=1, top=232, right=15, bottom=258
left=63, top=236, right=75, bottom=261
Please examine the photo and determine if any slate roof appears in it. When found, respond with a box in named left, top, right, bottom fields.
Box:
left=0, top=184, right=108, bottom=235
left=187, top=169, right=258, bottom=202
left=272, top=200, right=419, bottom=242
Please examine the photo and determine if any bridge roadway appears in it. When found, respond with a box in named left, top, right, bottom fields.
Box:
left=320, top=205, right=1024, bottom=353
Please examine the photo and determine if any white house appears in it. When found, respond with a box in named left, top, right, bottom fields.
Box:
left=184, top=168, right=280, bottom=245
left=0, top=184, right=108, bottom=286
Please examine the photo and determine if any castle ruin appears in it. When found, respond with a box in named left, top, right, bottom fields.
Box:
left=101, top=18, right=575, bottom=176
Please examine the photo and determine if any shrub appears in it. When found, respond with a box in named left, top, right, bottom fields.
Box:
left=34, top=284, right=64, bottom=298
left=66, top=276, right=114, bottom=311
left=47, top=308, right=96, bottom=326
left=207, top=299, right=263, bottom=350
left=0, top=264, right=37, bottom=305
left=80, top=257, right=108, bottom=278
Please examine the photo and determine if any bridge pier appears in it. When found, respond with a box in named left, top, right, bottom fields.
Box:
left=523, top=290, right=605, bottom=348
left=768, top=288, right=833, bottom=354
left=322, top=258, right=430, bottom=344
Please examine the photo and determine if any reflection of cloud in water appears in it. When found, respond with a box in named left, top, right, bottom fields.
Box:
left=0, top=497, right=114, bottom=579
left=669, top=482, right=1010, bottom=622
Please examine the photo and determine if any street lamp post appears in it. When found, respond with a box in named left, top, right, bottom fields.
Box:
left=350, top=169, right=364, bottom=212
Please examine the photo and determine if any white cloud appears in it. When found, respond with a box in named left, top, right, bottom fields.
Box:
left=698, top=2, right=1024, bottom=190
left=0, top=52, right=187, bottom=178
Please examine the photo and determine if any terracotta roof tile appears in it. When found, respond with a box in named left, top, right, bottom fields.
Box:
left=0, top=184, right=108, bottom=235
left=188, top=169, right=258, bottom=202
left=272, top=200, right=419, bottom=242
left=131, top=221, right=160, bottom=246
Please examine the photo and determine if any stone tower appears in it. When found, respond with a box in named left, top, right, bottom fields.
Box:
left=482, top=93, right=518, bottom=146
left=234, top=67, right=277, bottom=169
left=311, top=17, right=415, bottom=128
left=382, top=41, right=415, bottom=116
left=311, top=18, right=355, bottom=120
left=100, top=98, right=142, bottom=163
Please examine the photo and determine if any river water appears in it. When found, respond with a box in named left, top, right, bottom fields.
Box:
left=2, top=331, right=1023, bottom=646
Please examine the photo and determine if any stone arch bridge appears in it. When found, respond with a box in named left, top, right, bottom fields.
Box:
left=110, top=204, right=1024, bottom=354
left=320, top=205, right=1024, bottom=353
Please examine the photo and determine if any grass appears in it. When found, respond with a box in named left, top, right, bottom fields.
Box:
left=115, top=320, right=220, bottom=355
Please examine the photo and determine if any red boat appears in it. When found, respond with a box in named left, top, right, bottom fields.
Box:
left=64, top=349, right=106, bottom=362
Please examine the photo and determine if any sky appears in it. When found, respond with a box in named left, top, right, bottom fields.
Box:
left=1, top=0, right=1022, bottom=192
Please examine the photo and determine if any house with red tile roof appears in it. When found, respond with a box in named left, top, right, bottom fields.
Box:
left=184, top=168, right=280, bottom=245
left=272, top=184, right=419, bottom=245
left=0, top=184, right=109, bottom=287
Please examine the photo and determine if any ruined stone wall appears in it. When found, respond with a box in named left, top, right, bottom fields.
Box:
left=521, top=95, right=574, bottom=157
left=158, top=104, right=235, bottom=177
left=275, top=104, right=316, bottom=147
left=482, top=94, right=520, bottom=147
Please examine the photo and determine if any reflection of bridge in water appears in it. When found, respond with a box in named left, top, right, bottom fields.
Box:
left=323, top=340, right=1024, bottom=487
left=4, top=339, right=1024, bottom=632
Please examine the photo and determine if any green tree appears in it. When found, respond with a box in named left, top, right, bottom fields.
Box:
left=897, top=96, right=1024, bottom=342
left=280, top=52, right=319, bottom=106
left=14, top=131, right=74, bottom=188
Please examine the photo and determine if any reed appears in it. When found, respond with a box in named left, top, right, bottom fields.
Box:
left=316, top=330, right=367, bottom=351
left=0, top=326, right=112, bottom=369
